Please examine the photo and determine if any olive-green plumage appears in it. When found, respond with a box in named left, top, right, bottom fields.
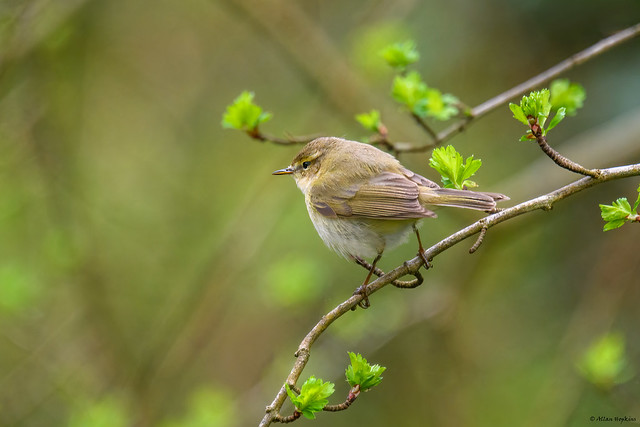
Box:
left=273, top=137, right=507, bottom=259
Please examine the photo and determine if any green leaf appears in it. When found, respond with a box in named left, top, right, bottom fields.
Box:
left=221, top=91, right=272, bottom=131
left=518, top=89, right=551, bottom=128
left=285, top=384, right=298, bottom=404
left=391, top=71, right=429, bottom=115
left=550, top=79, right=586, bottom=116
left=600, top=188, right=640, bottom=231
left=391, top=72, right=458, bottom=120
left=603, top=219, right=626, bottom=231
left=345, top=352, right=386, bottom=391
left=355, top=110, right=382, bottom=133
left=576, top=332, right=634, bottom=389
left=509, top=103, right=528, bottom=125
left=424, top=90, right=459, bottom=121
left=380, top=40, right=419, bottom=69
left=285, top=377, right=335, bottom=420
left=599, top=198, right=632, bottom=222
left=463, top=155, right=482, bottom=179
left=546, top=107, right=566, bottom=132
left=429, top=145, right=483, bottom=190
left=519, top=133, right=532, bottom=142
left=600, top=197, right=634, bottom=231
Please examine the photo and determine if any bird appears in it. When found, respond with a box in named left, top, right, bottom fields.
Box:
left=273, top=137, right=507, bottom=307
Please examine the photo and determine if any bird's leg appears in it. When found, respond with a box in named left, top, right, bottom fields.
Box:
left=354, top=255, right=423, bottom=289
left=413, top=224, right=432, bottom=269
left=353, top=253, right=381, bottom=309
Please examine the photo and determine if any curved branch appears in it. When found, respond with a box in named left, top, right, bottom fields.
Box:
left=534, top=133, right=601, bottom=178
left=259, top=162, right=640, bottom=426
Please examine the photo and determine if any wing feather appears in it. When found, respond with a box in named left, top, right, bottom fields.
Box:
left=310, top=171, right=437, bottom=219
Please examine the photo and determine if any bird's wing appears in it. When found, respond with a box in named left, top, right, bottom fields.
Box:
left=402, top=168, right=440, bottom=189
left=309, top=171, right=437, bottom=220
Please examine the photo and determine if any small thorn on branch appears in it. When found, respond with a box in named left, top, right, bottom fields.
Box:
left=294, top=347, right=309, bottom=358
left=469, top=226, right=488, bottom=254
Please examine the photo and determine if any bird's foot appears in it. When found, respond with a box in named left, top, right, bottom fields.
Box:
left=352, top=284, right=371, bottom=309
left=417, top=249, right=432, bottom=270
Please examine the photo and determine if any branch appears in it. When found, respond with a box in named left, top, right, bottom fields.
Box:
left=410, top=113, right=439, bottom=141
left=533, top=132, right=601, bottom=178
left=431, top=23, right=640, bottom=146
left=238, top=24, right=639, bottom=153
left=247, top=129, right=318, bottom=146
left=353, top=256, right=423, bottom=289
left=259, top=162, right=640, bottom=426
left=375, top=23, right=640, bottom=153
left=322, top=385, right=360, bottom=412
left=526, top=116, right=602, bottom=178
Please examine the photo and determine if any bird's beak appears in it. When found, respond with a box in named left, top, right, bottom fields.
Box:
left=272, top=166, right=294, bottom=175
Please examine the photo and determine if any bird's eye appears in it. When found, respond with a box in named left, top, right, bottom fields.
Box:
left=302, top=161, right=311, bottom=169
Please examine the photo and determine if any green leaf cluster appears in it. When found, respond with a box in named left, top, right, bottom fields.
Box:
left=576, top=332, right=634, bottom=389
left=429, top=145, right=482, bottom=190
left=285, top=377, right=335, bottom=420
left=599, top=184, right=640, bottom=231
left=380, top=40, right=419, bottom=70
left=345, top=352, right=386, bottom=391
left=392, top=71, right=458, bottom=121
left=550, top=79, right=586, bottom=116
left=509, top=88, right=566, bottom=140
left=355, top=109, right=382, bottom=133
left=221, top=91, right=272, bottom=131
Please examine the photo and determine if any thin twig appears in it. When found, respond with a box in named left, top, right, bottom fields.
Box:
left=534, top=132, right=601, bottom=178
left=258, top=162, right=640, bottom=427
left=402, top=23, right=640, bottom=151
left=272, top=412, right=301, bottom=423
left=411, top=113, right=439, bottom=142
left=471, top=24, right=640, bottom=120
left=468, top=225, right=488, bottom=254
left=323, top=386, right=360, bottom=412
left=248, top=129, right=318, bottom=145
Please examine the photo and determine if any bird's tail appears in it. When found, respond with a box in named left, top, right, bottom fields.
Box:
left=420, top=188, right=509, bottom=211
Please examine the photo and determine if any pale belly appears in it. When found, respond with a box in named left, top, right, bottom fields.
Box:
left=308, top=206, right=421, bottom=259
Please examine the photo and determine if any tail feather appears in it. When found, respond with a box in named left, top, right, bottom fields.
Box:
left=420, top=188, right=509, bottom=211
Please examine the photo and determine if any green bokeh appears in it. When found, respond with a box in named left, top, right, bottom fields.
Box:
left=0, top=1, right=639, bottom=426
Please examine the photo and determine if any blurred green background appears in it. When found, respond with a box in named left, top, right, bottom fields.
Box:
left=1, top=1, right=639, bottom=426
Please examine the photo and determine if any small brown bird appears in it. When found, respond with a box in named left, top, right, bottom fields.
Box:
left=273, top=137, right=507, bottom=306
